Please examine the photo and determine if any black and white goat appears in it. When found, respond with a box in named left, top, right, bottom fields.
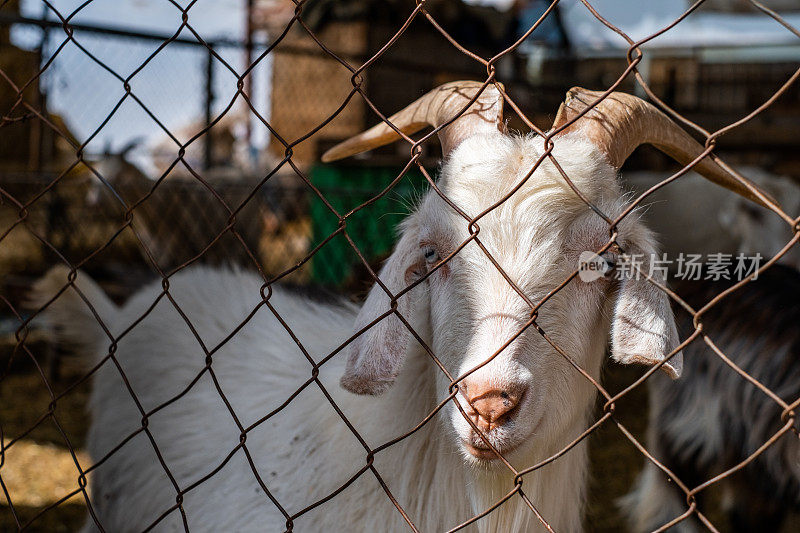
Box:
left=624, top=264, right=800, bottom=532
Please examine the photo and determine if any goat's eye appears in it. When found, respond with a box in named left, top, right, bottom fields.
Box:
left=423, top=246, right=439, bottom=264
left=601, top=253, right=617, bottom=269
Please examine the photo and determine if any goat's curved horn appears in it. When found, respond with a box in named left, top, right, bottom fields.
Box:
left=552, top=87, right=774, bottom=207
left=321, top=81, right=504, bottom=163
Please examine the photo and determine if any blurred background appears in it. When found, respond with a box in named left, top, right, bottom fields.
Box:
left=1, top=0, right=799, bottom=530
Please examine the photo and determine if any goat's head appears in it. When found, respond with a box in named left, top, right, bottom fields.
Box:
left=323, top=81, right=771, bottom=463
left=85, top=139, right=147, bottom=207
left=723, top=171, right=800, bottom=270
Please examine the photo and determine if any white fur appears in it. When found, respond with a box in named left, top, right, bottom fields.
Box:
left=39, top=132, right=681, bottom=532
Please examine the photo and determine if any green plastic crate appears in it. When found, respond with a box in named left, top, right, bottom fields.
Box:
left=310, top=165, right=428, bottom=286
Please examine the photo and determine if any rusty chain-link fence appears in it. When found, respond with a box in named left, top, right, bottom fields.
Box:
left=2, top=0, right=800, bottom=531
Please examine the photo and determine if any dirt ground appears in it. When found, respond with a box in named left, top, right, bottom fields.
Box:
left=1, top=353, right=91, bottom=532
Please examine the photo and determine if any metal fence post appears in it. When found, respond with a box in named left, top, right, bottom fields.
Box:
left=203, top=44, right=215, bottom=171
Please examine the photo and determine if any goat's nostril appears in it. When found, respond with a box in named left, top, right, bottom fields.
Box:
left=466, top=384, right=526, bottom=428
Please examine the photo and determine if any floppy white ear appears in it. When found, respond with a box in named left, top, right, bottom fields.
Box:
left=610, top=250, right=683, bottom=379
left=341, top=227, right=426, bottom=395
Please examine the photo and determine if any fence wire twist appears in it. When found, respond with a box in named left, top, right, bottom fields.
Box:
left=1, top=0, right=800, bottom=531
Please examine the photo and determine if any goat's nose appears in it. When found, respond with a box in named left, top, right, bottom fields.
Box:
left=464, top=382, right=526, bottom=431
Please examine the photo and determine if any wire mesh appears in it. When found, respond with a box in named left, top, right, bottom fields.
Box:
left=1, top=0, right=800, bottom=531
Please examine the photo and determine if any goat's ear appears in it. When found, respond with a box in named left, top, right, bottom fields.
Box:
left=610, top=255, right=683, bottom=379
left=341, top=227, right=425, bottom=395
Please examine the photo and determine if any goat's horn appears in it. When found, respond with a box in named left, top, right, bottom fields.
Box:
left=551, top=87, right=775, bottom=207
left=321, top=81, right=504, bottom=163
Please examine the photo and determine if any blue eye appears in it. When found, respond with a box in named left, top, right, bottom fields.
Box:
left=423, top=247, right=439, bottom=263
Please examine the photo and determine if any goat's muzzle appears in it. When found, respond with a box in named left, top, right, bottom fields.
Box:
left=464, top=381, right=526, bottom=433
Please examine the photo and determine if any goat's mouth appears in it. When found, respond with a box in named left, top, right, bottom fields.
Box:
left=459, top=414, right=540, bottom=462
left=462, top=434, right=522, bottom=461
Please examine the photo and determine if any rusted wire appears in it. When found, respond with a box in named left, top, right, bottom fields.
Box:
left=1, top=0, right=799, bottom=531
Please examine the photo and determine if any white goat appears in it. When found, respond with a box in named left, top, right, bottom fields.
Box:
left=36, top=81, right=772, bottom=532
left=624, top=168, right=800, bottom=270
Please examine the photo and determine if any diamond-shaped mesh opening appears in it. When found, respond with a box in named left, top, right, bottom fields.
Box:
left=3, top=0, right=800, bottom=531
